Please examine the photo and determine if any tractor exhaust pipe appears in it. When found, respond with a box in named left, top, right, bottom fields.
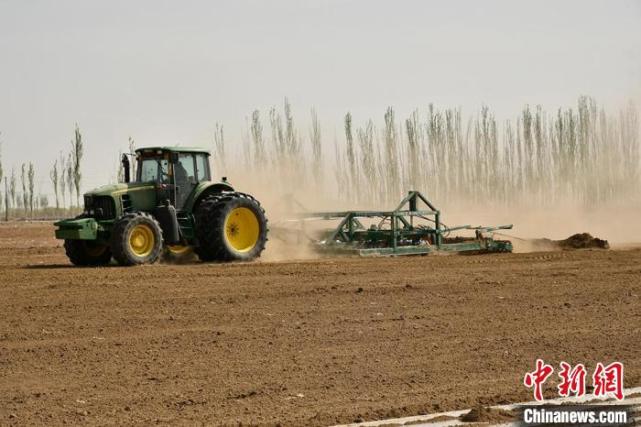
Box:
left=122, top=154, right=130, bottom=183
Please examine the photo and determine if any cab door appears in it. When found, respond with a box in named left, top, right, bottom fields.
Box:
left=174, top=153, right=198, bottom=211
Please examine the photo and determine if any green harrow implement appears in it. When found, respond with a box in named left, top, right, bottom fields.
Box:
left=301, top=191, right=513, bottom=256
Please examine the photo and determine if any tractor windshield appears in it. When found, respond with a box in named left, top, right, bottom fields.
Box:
left=137, top=154, right=170, bottom=183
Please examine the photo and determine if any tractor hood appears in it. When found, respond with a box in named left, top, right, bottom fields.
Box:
left=84, top=182, right=158, bottom=216
left=85, top=182, right=155, bottom=198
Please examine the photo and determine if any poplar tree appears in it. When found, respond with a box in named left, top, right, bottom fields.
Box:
left=71, top=124, right=84, bottom=207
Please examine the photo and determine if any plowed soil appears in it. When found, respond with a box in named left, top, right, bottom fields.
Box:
left=1, top=223, right=640, bottom=426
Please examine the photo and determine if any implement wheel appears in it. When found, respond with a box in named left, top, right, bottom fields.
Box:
left=111, top=213, right=163, bottom=266
left=195, top=192, right=267, bottom=262
left=162, top=244, right=194, bottom=263
left=64, top=239, right=112, bottom=266
left=166, top=245, right=192, bottom=256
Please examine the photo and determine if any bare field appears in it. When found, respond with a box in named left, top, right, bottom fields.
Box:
left=1, top=223, right=640, bottom=426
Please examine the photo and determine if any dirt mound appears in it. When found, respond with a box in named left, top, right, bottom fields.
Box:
left=556, top=233, right=609, bottom=250
left=460, top=405, right=516, bottom=423
left=523, top=233, right=610, bottom=252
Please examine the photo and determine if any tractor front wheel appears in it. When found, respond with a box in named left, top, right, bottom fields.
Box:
left=111, top=213, right=163, bottom=266
left=195, top=192, right=267, bottom=262
left=64, top=239, right=112, bottom=266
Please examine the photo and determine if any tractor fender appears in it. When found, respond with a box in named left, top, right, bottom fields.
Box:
left=186, top=181, right=235, bottom=213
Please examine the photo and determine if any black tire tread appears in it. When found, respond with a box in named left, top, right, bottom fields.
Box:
left=63, top=239, right=112, bottom=266
left=194, top=192, right=268, bottom=262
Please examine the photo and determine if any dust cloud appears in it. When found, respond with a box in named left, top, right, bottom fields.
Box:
left=224, top=169, right=640, bottom=260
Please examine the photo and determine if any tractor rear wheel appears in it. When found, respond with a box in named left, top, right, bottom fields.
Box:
left=111, top=213, right=163, bottom=266
left=63, top=239, right=112, bottom=266
left=194, top=192, right=267, bottom=262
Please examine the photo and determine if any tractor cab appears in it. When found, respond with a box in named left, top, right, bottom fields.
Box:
left=125, top=147, right=212, bottom=211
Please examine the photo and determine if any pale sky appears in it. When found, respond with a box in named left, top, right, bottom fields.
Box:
left=1, top=0, right=640, bottom=198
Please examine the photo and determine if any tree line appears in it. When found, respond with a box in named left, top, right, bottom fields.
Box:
left=0, top=124, right=84, bottom=220
left=1, top=96, right=639, bottom=220
left=214, top=96, right=641, bottom=210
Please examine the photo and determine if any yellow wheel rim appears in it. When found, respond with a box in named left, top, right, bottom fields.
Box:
left=224, top=207, right=260, bottom=253
left=129, top=224, right=155, bottom=257
left=167, top=245, right=191, bottom=255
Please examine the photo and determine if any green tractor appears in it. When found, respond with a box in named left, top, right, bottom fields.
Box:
left=54, top=147, right=268, bottom=266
